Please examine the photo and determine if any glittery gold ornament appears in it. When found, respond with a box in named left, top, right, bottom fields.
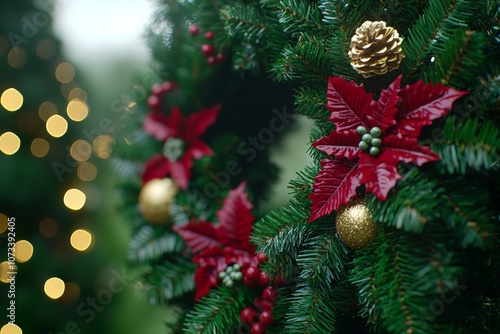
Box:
left=348, top=20, right=404, bottom=78
left=139, top=178, right=179, bottom=225
left=335, top=197, right=378, bottom=249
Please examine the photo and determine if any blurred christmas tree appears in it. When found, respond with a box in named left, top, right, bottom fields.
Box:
left=113, top=0, right=500, bottom=333
left=0, top=2, right=135, bottom=333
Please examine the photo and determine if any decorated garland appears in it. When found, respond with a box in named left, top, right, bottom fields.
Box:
left=113, top=1, right=500, bottom=333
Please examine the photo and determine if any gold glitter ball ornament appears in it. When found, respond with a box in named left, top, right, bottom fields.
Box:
left=348, top=20, right=404, bottom=78
left=335, top=197, right=378, bottom=249
left=139, top=178, right=179, bottom=225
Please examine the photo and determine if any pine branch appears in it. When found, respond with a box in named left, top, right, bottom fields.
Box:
left=432, top=116, right=500, bottom=174
left=183, top=285, right=253, bottom=333
left=278, top=0, right=330, bottom=38
left=138, top=257, right=196, bottom=304
left=127, top=225, right=187, bottom=263
left=284, top=282, right=338, bottom=334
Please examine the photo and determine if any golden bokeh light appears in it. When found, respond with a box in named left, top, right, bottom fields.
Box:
left=44, top=277, right=65, bottom=299
left=46, top=114, right=68, bottom=138
left=77, top=162, right=97, bottom=181
left=70, top=140, right=91, bottom=162
left=39, top=217, right=58, bottom=238
left=0, top=213, right=7, bottom=234
left=68, top=88, right=88, bottom=102
left=36, top=39, right=56, bottom=60
left=14, top=240, right=34, bottom=263
left=0, top=323, right=23, bottom=334
left=38, top=101, right=58, bottom=121
left=0, top=132, right=21, bottom=155
left=63, top=189, right=86, bottom=211
left=55, top=62, right=75, bottom=84
left=1, top=88, right=23, bottom=112
left=31, top=138, right=50, bottom=158
left=67, top=99, right=89, bottom=121
left=70, top=229, right=93, bottom=251
left=0, top=261, right=16, bottom=284
left=93, top=135, right=114, bottom=159
left=8, top=47, right=27, bottom=69
left=60, top=82, right=79, bottom=99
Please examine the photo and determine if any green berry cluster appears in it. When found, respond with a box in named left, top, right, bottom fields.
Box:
left=218, top=263, right=243, bottom=288
left=356, top=126, right=382, bottom=156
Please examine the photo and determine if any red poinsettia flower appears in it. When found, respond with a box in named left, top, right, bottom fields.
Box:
left=142, top=104, right=220, bottom=189
left=173, top=182, right=257, bottom=300
left=309, top=75, right=467, bottom=222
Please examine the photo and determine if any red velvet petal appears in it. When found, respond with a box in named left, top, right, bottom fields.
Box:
left=141, top=154, right=171, bottom=184
left=326, top=76, right=373, bottom=132
left=173, top=220, right=221, bottom=252
left=381, top=135, right=441, bottom=166
left=359, top=155, right=401, bottom=200
left=216, top=182, right=254, bottom=247
left=309, top=159, right=362, bottom=222
left=368, top=75, right=401, bottom=132
left=194, top=265, right=219, bottom=301
left=313, top=130, right=361, bottom=160
left=143, top=112, right=171, bottom=141
left=188, top=104, right=221, bottom=137
left=396, top=80, right=468, bottom=137
left=188, top=139, right=214, bottom=159
left=170, top=156, right=192, bottom=189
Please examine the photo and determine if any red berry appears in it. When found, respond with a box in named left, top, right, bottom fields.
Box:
left=259, top=310, right=273, bottom=326
left=160, top=81, right=176, bottom=94
left=259, top=271, right=271, bottom=286
left=251, top=322, right=266, bottom=334
left=151, top=83, right=163, bottom=96
left=189, top=25, right=200, bottom=36
left=244, top=275, right=258, bottom=288
left=147, top=95, right=161, bottom=110
left=240, top=307, right=257, bottom=324
left=274, top=274, right=287, bottom=286
left=253, top=296, right=264, bottom=310
left=205, top=31, right=215, bottom=40
left=207, top=56, right=217, bottom=66
left=201, top=44, right=214, bottom=57
left=245, top=266, right=260, bottom=281
left=257, top=251, right=268, bottom=264
left=216, top=53, right=226, bottom=62
left=262, top=286, right=277, bottom=302
left=260, top=299, right=274, bottom=311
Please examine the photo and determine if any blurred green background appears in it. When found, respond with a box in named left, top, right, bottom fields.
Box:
left=0, top=1, right=311, bottom=333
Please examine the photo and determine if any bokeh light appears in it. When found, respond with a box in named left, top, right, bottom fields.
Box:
left=0, top=324, right=22, bottom=334
left=7, top=47, right=27, bottom=69
left=0, top=261, right=16, bottom=284
left=38, top=101, right=58, bottom=121
left=55, top=62, right=75, bottom=83
left=70, top=140, right=91, bottom=162
left=77, top=162, right=97, bottom=181
left=44, top=277, right=65, bottom=299
left=1, top=88, right=23, bottom=112
left=70, top=229, right=93, bottom=251
left=31, top=138, right=50, bottom=158
left=68, top=88, right=88, bottom=102
left=39, top=217, right=58, bottom=238
left=0, top=213, right=7, bottom=234
left=14, top=240, right=34, bottom=263
left=67, top=99, right=88, bottom=121
left=46, top=114, right=68, bottom=138
left=36, top=39, right=56, bottom=60
left=0, top=132, right=21, bottom=155
left=63, top=189, right=86, bottom=210
left=93, top=135, right=113, bottom=159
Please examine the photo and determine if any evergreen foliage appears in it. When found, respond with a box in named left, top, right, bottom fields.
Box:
left=113, top=0, right=500, bottom=332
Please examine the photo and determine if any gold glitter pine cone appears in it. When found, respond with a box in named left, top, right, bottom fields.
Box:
left=348, top=20, right=404, bottom=78
left=139, top=178, right=179, bottom=225
left=335, top=197, right=378, bottom=250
